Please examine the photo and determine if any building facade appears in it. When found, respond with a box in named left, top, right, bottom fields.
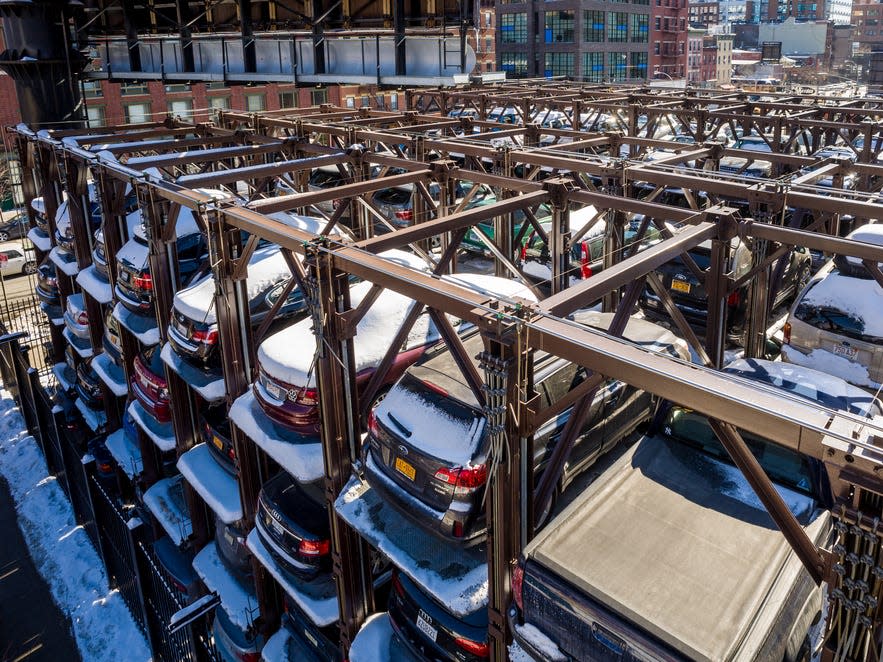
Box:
left=687, top=26, right=706, bottom=81
left=827, top=0, right=854, bottom=23
left=760, top=0, right=826, bottom=21
left=689, top=0, right=720, bottom=27
left=852, top=0, right=883, bottom=54
left=497, top=0, right=651, bottom=80
left=649, top=0, right=690, bottom=78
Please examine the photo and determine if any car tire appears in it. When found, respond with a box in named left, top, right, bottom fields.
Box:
left=22, top=260, right=36, bottom=275
left=0, top=231, right=9, bottom=241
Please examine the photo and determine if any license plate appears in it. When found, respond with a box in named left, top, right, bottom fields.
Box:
left=269, top=516, right=285, bottom=538
left=671, top=279, right=691, bottom=294
left=174, top=318, right=188, bottom=336
left=416, top=614, right=438, bottom=642
left=212, top=435, right=224, bottom=452
left=264, top=380, right=283, bottom=401
left=395, top=457, right=416, bottom=481
left=120, top=270, right=130, bottom=282
left=223, top=528, right=235, bottom=546
left=833, top=344, right=858, bottom=361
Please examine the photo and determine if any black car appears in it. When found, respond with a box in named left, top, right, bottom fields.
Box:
left=35, top=258, right=60, bottom=307
left=75, top=357, right=104, bottom=409
left=153, top=536, right=201, bottom=604
left=213, top=514, right=253, bottom=584
left=640, top=238, right=812, bottom=339
left=115, top=220, right=207, bottom=315
left=94, top=207, right=143, bottom=282
left=388, top=569, right=488, bottom=662
left=0, top=213, right=30, bottom=241
left=364, top=314, right=689, bottom=544
left=278, top=594, right=344, bottom=661
left=55, top=197, right=103, bottom=258
left=87, top=436, right=119, bottom=495
left=202, top=407, right=236, bottom=475
left=256, top=473, right=331, bottom=580
left=168, top=244, right=306, bottom=369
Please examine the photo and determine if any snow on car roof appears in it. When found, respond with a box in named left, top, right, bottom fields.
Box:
left=843, top=224, right=883, bottom=268
left=800, top=271, right=883, bottom=337
left=174, top=244, right=291, bottom=324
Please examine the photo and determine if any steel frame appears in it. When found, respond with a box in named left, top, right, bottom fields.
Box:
left=13, top=84, right=883, bottom=662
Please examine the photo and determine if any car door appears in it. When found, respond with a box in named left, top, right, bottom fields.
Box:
left=0, top=249, right=24, bottom=276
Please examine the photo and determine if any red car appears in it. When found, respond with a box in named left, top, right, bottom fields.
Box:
left=131, top=345, right=170, bottom=422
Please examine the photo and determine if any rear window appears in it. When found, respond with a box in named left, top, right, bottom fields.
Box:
left=794, top=301, right=883, bottom=345
left=375, top=188, right=411, bottom=204
left=662, top=407, right=814, bottom=496
left=309, top=170, right=342, bottom=187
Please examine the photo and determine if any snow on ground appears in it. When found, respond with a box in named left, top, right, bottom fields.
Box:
left=0, top=391, right=151, bottom=662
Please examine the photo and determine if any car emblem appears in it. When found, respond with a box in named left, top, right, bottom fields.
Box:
left=675, top=273, right=687, bottom=281
left=398, top=445, right=409, bottom=456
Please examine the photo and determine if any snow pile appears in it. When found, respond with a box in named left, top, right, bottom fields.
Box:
left=0, top=392, right=151, bottom=662
left=782, top=345, right=880, bottom=390
left=513, top=624, right=566, bottom=662
left=348, top=613, right=408, bottom=661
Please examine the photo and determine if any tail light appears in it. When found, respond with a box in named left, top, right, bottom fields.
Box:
left=394, top=209, right=414, bottom=221
left=512, top=561, right=525, bottom=611
left=227, top=446, right=236, bottom=461
left=192, top=328, right=219, bottom=345
left=98, top=461, right=114, bottom=474
left=520, top=242, right=528, bottom=262
left=455, top=638, right=489, bottom=658
left=391, top=572, right=404, bottom=597
left=367, top=410, right=380, bottom=437
left=238, top=653, right=260, bottom=662
left=783, top=321, right=792, bottom=344
left=579, top=241, right=592, bottom=280
left=132, top=273, right=153, bottom=290
left=76, top=311, right=88, bottom=325
left=295, top=387, right=318, bottom=405
left=298, top=538, right=330, bottom=557
left=434, top=465, right=488, bottom=492
left=726, top=289, right=741, bottom=307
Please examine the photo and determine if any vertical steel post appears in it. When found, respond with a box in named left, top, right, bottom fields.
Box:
left=744, top=237, right=770, bottom=359
left=309, top=244, right=373, bottom=654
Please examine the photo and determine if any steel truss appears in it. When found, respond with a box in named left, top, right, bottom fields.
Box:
left=11, top=84, right=883, bottom=662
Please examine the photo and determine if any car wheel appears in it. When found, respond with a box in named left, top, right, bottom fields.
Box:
left=0, top=231, right=9, bottom=241
left=22, top=261, right=36, bottom=275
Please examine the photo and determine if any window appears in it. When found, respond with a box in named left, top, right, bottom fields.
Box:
left=345, top=96, right=356, bottom=108
left=124, top=102, right=150, bottom=124
left=82, top=81, right=103, bottom=99
left=279, top=91, right=297, bottom=108
left=584, top=10, right=605, bottom=42
left=609, top=52, right=627, bottom=80
left=655, top=16, right=661, bottom=29
left=361, top=95, right=371, bottom=107
left=208, top=96, right=231, bottom=110
left=544, top=10, right=575, bottom=43
left=165, top=83, right=190, bottom=93
left=86, top=105, right=105, bottom=127
left=167, top=99, right=193, bottom=120
left=501, top=13, right=528, bottom=43
left=389, top=93, right=398, bottom=110
left=631, top=51, right=648, bottom=79
left=630, top=14, right=649, bottom=42
left=245, top=93, right=266, bottom=112
left=583, top=51, right=604, bottom=82
left=607, top=12, right=628, bottom=42
left=544, top=52, right=574, bottom=77
left=121, top=83, right=148, bottom=96
left=485, top=37, right=493, bottom=52
left=500, top=52, right=529, bottom=76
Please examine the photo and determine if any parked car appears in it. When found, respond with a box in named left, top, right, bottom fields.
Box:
left=131, top=345, right=170, bottom=423
left=213, top=605, right=265, bottom=662
left=256, top=472, right=331, bottom=580
left=273, top=594, right=346, bottom=662
left=87, top=436, right=118, bottom=495
left=63, top=293, right=90, bottom=341
left=0, top=212, right=31, bottom=241
left=364, top=312, right=690, bottom=544
left=55, top=182, right=103, bottom=258
left=201, top=406, right=236, bottom=475
left=94, top=208, right=143, bottom=282
left=75, top=357, right=104, bottom=409
left=31, top=193, right=59, bottom=233
left=214, top=514, right=253, bottom=584
left=254, top=267, right=534, bottom=436
left=782, top=224, right=883, bottom=390
left=102, top=306, right=123, bottom=366
left=372, top=181, right=495, bottom=230
left=168, top=224, right=327, bottom=369
left=153, top=536, right=201, bottom=604
left=0, top=244, right=37, bottom=277
left=640, top=237, right=812, bottom=340
left=115, top=206, right=208, bottom=315
left=508, top=359, right=866, bottom=662
left=388, top=568, right=487, bottom=661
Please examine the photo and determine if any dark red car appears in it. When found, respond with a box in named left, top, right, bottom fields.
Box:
left=131, top=345, right=170, bottom=422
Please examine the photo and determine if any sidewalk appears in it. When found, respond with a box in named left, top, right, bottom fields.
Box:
left=0, top=477, right=80, bottom=662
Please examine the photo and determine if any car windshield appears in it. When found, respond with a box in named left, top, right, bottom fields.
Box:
left=661, top=407, right=815, bottom=495
left=794, top=303, right=883, bottom=345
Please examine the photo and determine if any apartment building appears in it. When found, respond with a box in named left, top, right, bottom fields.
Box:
left=852, top=0, right=883, bottom=53
left=650, top=0, right=690, bottom=78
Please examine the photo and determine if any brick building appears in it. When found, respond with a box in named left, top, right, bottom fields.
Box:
left=689, top=0, right=720, bottom=27
left=650, top=0, right=689, bottom=78
left=687, top=26, right=706, bottom=82
left=476, top=0, right=497, bottom=73
left=497, top=0, right=651, bottom=81
left=760, top=0, right=826, bottom=21
left=852, top=0, right=883, bottom=54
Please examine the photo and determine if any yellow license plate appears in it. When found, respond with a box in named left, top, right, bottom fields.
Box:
left=395, top=457, right=416, bottom=481
left=212, top=435, right=224, bottom=452
left=671, top=279, right=691, bottom=294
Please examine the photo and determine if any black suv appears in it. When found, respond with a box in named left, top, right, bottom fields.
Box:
left=363, top=313, right=688, bottom=544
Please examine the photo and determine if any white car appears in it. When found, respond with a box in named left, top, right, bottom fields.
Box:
left=0, top=244, right=37, bottom=277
